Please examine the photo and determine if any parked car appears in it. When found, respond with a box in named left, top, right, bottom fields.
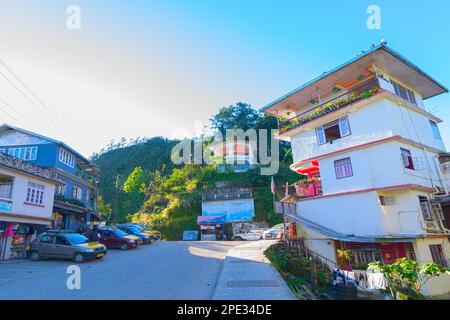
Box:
left=30, top=230, right=107, bottom=263
left=85, top=227, right=142, bottom=250
left=232, top=229, right=267, bottom=241
left=263, top=223, right=285, bottom=240
left=116, top=225, right=155, bottom=244
left=132, top=223, right=161, bottom=239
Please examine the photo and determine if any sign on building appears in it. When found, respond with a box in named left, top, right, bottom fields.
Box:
left=202, top=199, right=254, bottom=223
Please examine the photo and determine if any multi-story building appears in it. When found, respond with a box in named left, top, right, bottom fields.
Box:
left=261, top=43, right=450, bottom=296
left=209, top=140, right=256, bottom=173
left=0, top=152, right=59, bottom=260
left=0, top=124, right=99, bottom=231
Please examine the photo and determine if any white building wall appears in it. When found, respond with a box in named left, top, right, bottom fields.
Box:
left=377, top=189, right=427, bottom=235
left=296, top=191, right=385, bottom=236
left=290, top=97, right=446, bottom=166
left=0, top=168, right=55, bottom=221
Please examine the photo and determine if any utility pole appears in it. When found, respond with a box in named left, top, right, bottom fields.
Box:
left=114, top=175, right=120, bottom=224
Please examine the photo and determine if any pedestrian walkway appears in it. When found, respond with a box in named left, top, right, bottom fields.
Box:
left=212, top=240, right=297, bottom=300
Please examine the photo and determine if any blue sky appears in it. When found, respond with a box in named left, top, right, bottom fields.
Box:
left=0, top=0, right=449, bottom=155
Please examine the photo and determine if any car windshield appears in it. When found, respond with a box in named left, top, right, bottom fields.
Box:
left=140, top=225, right=150, bottom=230
left=127, top=227, right=141, bottom=233
left=113, top=229, right=128, bottom=237
left=65, top=234, right=90, bottom=245
left=132, top=225, right=145, bottom=231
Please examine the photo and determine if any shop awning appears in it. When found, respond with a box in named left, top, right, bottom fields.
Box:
left=196, top=215, right=226, bottom=225
left=285, top=213, right=422, bottom=243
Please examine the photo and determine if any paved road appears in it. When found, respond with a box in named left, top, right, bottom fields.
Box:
left=0, top=241, right=244, bottom=300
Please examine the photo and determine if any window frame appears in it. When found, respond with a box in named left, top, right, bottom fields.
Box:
left=429, top=120, right=442, bottom=140
left=7, top=146, right=38, bottom=161
left=429, top=244, right=449, bottom=268
left=391, top=80, right=417, bottom=105
left=334, top=157, right=353, bottom=179
left=400, top=148, right=415, bottom=170
left=25, top=181, right=45, bottom=205
left=316, top=116, right=351, bottom=145
left=59, top=148, right=75, bottom=168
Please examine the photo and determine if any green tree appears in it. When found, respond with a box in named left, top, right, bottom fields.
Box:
left=123, top=166, right=147, bottom=214
left=210, top=102, right=262, bottom=134
left=98, top=195, right=112, bottom=223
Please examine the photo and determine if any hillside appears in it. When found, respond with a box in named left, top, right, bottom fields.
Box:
left=91, top=137, right=180, bottom=221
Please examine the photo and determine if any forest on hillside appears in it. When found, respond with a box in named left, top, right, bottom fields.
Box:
left=90, top=103, right=304, bottom=239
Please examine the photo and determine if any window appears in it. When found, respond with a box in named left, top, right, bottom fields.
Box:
left=391, top=80, right=417, bottom=105
left=349, top=244, right=383, bottom=264
left=0, top=177, right=13, bottom=199
left=59, top=148, right=75, bottom=168
left=26, top=181, right=45, bottom=205
left=334, top=158, right=353, bottom=179
left=429, top=245, right=448, bottom=267
left=0, top=148, right=6, bottom=154
left=429, top=120, right=442, bottom=140
left=39, top=235, right=54, bottom=244
left=419, top=196, right=432, bottom=221
left=400, top=148, right=414, bottom=170
left=72, top=185, right=83, bottom=200
left=55, top=184, right=66, bottom=195
left=7, top=146, right=38, bottom=160
left=316, top=116, right=351, bottom=145
left=406, top=243, right=416, bottom=261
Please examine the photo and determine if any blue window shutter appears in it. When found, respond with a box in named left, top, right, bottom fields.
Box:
left=339, top=116, right=351, bottom=137
left=316, top=126, right=326, bottom=145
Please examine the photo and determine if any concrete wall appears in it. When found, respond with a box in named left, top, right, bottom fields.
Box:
left=0, top=168, right=55, bottom=221
left=296, top=191, right=385, bottom=236
left=290, top=97, right=446, bottom=166
left=413, top=237, right=450, bottom=296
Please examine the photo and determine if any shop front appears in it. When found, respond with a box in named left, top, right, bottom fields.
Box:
left=197, top=215, right=225, bottom=241
left=0, top=221, right=48, bottom=260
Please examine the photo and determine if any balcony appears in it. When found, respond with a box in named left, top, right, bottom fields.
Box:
left=279, top=79, right=382, bottom=135
left=295, top=179, right=323, bottom=198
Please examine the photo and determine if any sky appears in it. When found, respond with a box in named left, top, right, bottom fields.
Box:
left=0, top=0, right=449, bottom=157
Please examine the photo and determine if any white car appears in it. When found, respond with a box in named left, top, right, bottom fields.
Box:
left=263, top=223, right=285, bottom=240
left=232, top=229, right=267, bottom=241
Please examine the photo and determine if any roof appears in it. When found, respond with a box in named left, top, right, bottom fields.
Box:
left=197, top=215, right=226, bottom=224
left=0, top=123, right=98, bottom=170
left=285, top=213, right=422, bottom=243
left=260, top=43, right=448, bottom=114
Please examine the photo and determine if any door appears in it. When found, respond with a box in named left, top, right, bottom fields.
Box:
left=54, top=235, right=72, bottom=258
left=36, top=235, right=55, bottom=257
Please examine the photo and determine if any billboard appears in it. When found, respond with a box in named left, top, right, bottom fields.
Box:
left=202, top=199, right=254, bottom=223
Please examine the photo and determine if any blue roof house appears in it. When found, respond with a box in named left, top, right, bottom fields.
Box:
left=0, top=124, right=99, bottom=231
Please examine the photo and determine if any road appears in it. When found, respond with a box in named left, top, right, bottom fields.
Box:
left=0, top=241, right=244, bottom=300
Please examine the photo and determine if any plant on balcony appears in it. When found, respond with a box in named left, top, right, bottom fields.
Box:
left=280, top=87, right=380, bottom=133
left=295, top=177, right=319, bottom=185
left=54, top=194, right=85, bottom=208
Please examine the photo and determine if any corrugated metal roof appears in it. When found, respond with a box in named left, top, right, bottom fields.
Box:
left=285, top=213, right=421, bottom=243
left=260, top=44, right=448, bottom=113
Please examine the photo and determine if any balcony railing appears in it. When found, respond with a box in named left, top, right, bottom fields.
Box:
left=279, top=78, right=382, bottom=134
left=295, top=179, right=323, bottom=197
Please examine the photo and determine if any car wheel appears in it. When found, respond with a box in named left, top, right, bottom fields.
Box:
left=73, top=253, right=84, bottom=263
left=31, top=251, right=40, bottom=261
left=120, top=243, right=129, bottom=250
left=234, top=236, right=243, bottom=241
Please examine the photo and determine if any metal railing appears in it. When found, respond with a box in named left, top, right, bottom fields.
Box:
left=279, top=78, right=381, bottom=134
left=295, top=179, right=323, bottom=197
left=285, top=238, right=338, bottom=272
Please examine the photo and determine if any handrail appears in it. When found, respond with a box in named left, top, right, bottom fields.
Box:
left=279, top=78, right=380, bottom=132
